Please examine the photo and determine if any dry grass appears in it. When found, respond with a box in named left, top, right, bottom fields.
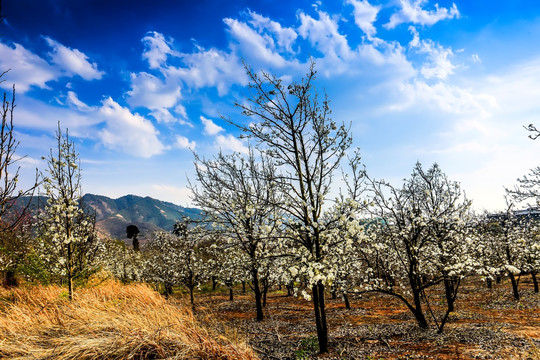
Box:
left=0, top=280, right=258, bottom=360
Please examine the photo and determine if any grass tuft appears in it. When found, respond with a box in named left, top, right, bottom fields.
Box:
left=0, top=281, right=258, bottom=359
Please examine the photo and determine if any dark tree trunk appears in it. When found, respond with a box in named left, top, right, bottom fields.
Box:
left=252, top=269, right=264, bottom=321
left=312, top=283, right=328, bottom=354
left=242, top=281, right=246, bottom=294
left=444, top=278, right=455, bottom=312
left=331, top=286, right=337, bottom=300
left=164, top=283, right=173, bottom=299
left=67, top=242, right=74, bottom=301
left=496, top=275, right=502, bottom=284
left=212, top=276, right=218, bottom=291
left=509, top=273, right=520, bottom=300
left=343, top=293, right=351, bottom=310
left=132, top=237, right=140, bottom=252
left=189, top=286, right=195, bottom=307
left=4, top=270, right=18, bottom=287
left=287, top=281, right=294, bottom=296
left=229, top=286, right=234, bottom=301
left=262, top=277, right=269, bottom=307
left=486, top=277, right=492, bottom=289
left=412, top=281, right=428, bottom=329
left=532, top=272, right=538, bottom=293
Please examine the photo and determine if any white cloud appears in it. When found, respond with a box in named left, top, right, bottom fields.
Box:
left=347, top=0, right=380, bottom=37
left=44, top=37, right=104, bottom=80
left=166, top=45, right=247, bottom=95
left=385, top=0, right=459, bottom=29
left=224, top=17, right=290, bottom=68
left=141, top=31, right=179, bottom=69
left=66, top=91, right=95, bottom=112
left=408, top=27, right=456, bottom=80
left=201, top=116, right=224, bottom=135
left=98, top=97, right=166, bottom=158
left=0, top=42, right=57, bottom=92
left=247, top=11, right=298, bottom=53
left=127, top=72, right=181, bottom=109
left=298, top=11, right=352, bottom=62
left=215, top=134, right=248, bottom=154
left=390, top=80, right=497, bottom=118
left=175, top=135, right=196, bottom=150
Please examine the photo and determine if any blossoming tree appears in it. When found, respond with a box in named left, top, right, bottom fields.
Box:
left=38, top=125, right=98, bottom=300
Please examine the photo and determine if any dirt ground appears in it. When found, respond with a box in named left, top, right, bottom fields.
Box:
left=192, top=277, right=540, bottom=360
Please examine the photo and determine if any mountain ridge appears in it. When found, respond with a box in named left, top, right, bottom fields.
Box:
left=18, top=193, right=203, bottom=242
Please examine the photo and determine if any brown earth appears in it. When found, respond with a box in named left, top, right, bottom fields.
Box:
left=189, top=277, right=540, bottom=360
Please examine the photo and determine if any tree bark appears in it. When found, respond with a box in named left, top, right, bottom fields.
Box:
left=252, top=269, right=264, bottom=321
left=312, top=283, right=328, bottom=353
left=444, top=278, right=455, bottom=312
left=229, top=286, right=234, bottom=301
left=4, top=270, right=18, bottom=287
left=343, top=293, right=351, bottom=310
left=509, top=273, right=520, bottom=300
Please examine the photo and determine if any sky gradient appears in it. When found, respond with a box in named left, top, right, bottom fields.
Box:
left=2, top=0, right=540, bottom=211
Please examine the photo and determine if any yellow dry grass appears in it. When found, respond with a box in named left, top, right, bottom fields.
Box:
left=0, top=280, right=258, bottom=360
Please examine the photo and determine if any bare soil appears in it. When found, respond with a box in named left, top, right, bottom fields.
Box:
left=191, top=277, right=540, bottom=360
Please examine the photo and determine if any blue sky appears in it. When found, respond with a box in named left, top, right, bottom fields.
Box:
left=2, top=0, right=540, bottom=211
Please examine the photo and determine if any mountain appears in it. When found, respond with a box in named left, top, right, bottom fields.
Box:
left=81, top=194, right=202, bottom=241
left=16, top=194, right=203, bottom=242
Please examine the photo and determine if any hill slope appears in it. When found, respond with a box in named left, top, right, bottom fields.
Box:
left=17, top=194, right=202, bottom=242
left=81, top=194, right=202, bottom=241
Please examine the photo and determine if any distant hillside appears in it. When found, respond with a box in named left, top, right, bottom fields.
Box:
left=82, top=194, right=202, bottom=241
left=16, top=194, right=203, bottom=242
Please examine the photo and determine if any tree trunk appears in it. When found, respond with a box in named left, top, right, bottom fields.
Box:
left=311, top=283, right=328, bottom=354
left=189, top=285, right=195, bottom=307
left=532, top=272, right=539, bottom=293
left=444, top=278, right=455, bottom=312
left=412, top=287, right=428, bottom=329
left=252, top=269, right=264, bottom=321
left=509, top=273, right=520, bottom=300
left=486, top=277, right=492, bottom=289
left=212, top=276, right=218, bottom=291
left=242, top=281, right=246, bottom=294
left=331, top=286, right=337, bottom=300
left=343, top=293, right=351, bottom=310
left=229, top=286, right=234, bottom=301
left=496, top=275, right=502, bottom=284
left=287, top=281, right=293, bottom=296
left=262, top=277, right=269, bottom=307
left=4, top=270, right=18, bottom=287
left=67, top=242, right=74, bottom=301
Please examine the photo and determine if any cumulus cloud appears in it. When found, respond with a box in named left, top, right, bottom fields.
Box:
left=408, top=27, right=456, bottom=80
left=385, top=0, right=459, bottom=29
left=175, top=135, right=196, bottom=150
left=44, top=37, right=104, bottom=80
left=0, top=42, right=57, bottom=92
left=142, top=31, right=179, bottom=69
left=66, top=91, right=95, bottom=112
left=247, top=11, right=298, bottom=53
left=201, top=116, right=224, bottom=135
left=225, top=17, right=290, bottom=68
left=166, top=45, right=247, bottom=95
left=347, top=0, right=380, bottom=37
left=215, top=134, right=248, bottom=154
left=298, top=11, right=352, bottom=62
left=127, top=72, right=181, bottom=109
left=98, top=97, right=166, bottom=158
left=126, top=71, right=186, bottom=123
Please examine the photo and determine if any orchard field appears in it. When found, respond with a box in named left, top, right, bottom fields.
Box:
left=193, top=277, right=540, bottom=359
